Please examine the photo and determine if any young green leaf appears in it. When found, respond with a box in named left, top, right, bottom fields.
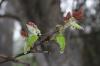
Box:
left=69, top=20, right=83, bottom=30
left=64, top=17, right=84, bottom=30
left=24, top=22, right=41, bottom=54
left=24, top=34, right=38, bottom=54
left=55, top=33, right=65, bottom=54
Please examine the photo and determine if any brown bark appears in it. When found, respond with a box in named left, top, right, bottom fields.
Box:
left=0, top=17, right=14, bottom=66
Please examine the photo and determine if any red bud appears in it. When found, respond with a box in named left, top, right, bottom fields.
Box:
left=72, top=7, right=84, bottom=20
left=21, top=30, right=28, bottom=37
left=27, top=21, right=35, bottom=26
left=64, top=12, right=71, bottom=21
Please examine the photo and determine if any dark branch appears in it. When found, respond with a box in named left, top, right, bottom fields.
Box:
left=15, top=51, right=31, bottom=58
left=0, top=27, right=58, bottom=65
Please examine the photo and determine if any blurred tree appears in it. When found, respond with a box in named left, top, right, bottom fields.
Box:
left=0, top=0, right=100, bottom=66
left=0, top=18, right=14, bottom=66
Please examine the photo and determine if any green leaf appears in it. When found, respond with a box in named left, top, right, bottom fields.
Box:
left=69, top=21, right=83, bottom=30
left=24, top=35, right=38, bottom=54
left=69, top=17, right=83, bottom=30
left=64, top=17, right=83, bottom=30
left=55, top=33, right=65, bottom=53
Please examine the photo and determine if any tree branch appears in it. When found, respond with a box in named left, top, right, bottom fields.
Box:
left=0, top=26, right=58, bottom=65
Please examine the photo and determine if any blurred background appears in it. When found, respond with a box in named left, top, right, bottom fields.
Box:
left=0, top=0, right=100, bottom=66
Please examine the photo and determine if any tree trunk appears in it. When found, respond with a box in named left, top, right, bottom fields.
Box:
left=0, top=17, right=14, bottom=66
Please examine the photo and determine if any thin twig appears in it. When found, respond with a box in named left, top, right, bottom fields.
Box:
left=15, top=51, right=31, bottom=58
left=0, top=27, right=58, bottom=65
